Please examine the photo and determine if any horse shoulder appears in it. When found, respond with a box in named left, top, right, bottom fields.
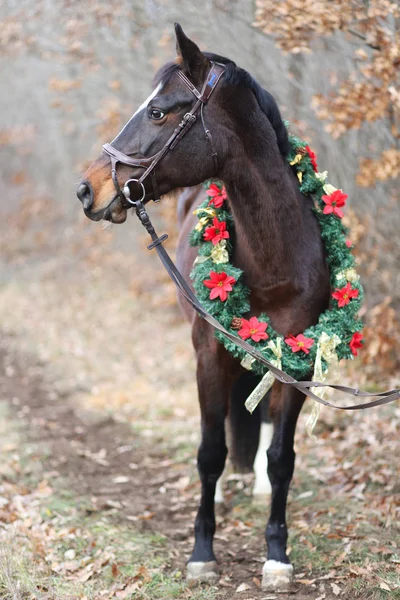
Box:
left=177, top=185, right=204, bottom=226
left=175, top=186, right=207, bottom=322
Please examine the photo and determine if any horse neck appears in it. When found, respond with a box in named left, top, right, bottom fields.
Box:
left=223, top=150, right=304, bottom=288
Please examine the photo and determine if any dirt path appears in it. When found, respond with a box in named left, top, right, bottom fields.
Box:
left=1, top=335, right=399, bottom=600
left=0, top=337, right=322, bottom=599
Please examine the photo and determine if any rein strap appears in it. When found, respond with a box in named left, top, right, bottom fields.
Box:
left=132, top=199, right=400, bottom=412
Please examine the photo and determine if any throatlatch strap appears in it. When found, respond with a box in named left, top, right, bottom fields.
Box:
left=132, top=200, right=400, bottom=412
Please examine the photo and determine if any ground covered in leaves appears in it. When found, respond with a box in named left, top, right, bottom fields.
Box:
left=0, top=335, right=399, bottom=600
left=0, top=203, right=399, bottom=599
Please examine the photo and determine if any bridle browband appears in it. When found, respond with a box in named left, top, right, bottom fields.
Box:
left=101, top=61, right=400, bottom=412
left=102, top=62, right=225, bottom=207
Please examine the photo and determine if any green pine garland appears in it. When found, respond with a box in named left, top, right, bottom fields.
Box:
left=189, top=132, right=364, bottom=381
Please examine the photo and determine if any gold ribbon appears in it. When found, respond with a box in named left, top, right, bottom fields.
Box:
left=315, top=171, right=328, bottom=182
left=240, top=353, right=255, bottom=371
left=290, top=153, right=303, bottom=166
left=335, top=268, right=359, bottom=284
left=306, top=332, right=341, bottom=436
left=193, top=208, right=216, bottom=231
left=323, top=183, right=337, bottom=195
left=210, top=240, right=229, bottom=264
left=192, top=240, right=229, bottom=266
left=193, top=207, right=216, bottom=217
left=194, top=216, right=211, bottom=232
left=244, top=338, right=283, bottom=413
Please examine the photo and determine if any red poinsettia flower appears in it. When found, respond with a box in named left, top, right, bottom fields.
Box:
left=345, top=239, right=353, bottom=248
left=206, top=183, right=228, bottom=209
left=203, top=217, right=230, bottom=246
left=321, top=190, right=348, bottom=219
left=203, top=271, right=236, bottom=302
left=349, top=332, right=364, bottom=356
left=285, top=334, right=314, bottom=354
left=305, top=145, right=318, bottom=172
left=332, top=282, right=359, bottom=308
left=238, top=316, right=269, bottom=342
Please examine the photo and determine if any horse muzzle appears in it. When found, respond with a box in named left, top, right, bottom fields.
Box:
left=77, top=180, right=127, bottom=224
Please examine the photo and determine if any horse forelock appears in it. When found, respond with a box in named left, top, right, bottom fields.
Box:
left=153, top=60, right=181, bottom=87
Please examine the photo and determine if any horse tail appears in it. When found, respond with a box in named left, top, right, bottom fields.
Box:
left=228, top=372, right=270, bottom=473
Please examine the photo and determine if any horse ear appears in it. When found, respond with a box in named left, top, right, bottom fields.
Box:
left=174, top=23, right=209, bottom=80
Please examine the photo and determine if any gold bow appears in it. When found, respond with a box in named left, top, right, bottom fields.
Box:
left=306, top=332, right=341, bottom=436
left=194, top=216, right=211, bottom=232
left=244, top=338, right=283, bottom=413
left=290, top=153, right=303, bottom=166
left=193, top=207, right=216, bottom=217
left=210, top=240, right=229, bottom=264
left=192, top=240, right=229, bottom=266
left=193, top=208, right=216, bottom=231
left=315, top=171, right=328, bottom=182
left=323, top=183, right=338, bottom=195
left=335, top=268, right=359, bottom=284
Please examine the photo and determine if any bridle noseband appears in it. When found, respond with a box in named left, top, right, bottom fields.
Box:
left=102, top=63, right=225, bottom=208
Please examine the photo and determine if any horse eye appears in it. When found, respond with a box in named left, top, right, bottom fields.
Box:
left=149, top=108, right=166, bottom=120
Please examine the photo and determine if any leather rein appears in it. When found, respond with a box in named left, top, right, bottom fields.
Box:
left=102, top=64, right=400, bottom=412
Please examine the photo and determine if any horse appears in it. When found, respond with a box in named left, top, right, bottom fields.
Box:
left=77, top=23, right=330, bottom=591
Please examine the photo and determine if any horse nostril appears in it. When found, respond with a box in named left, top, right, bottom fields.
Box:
left=76, top=181, right=93, bottom=210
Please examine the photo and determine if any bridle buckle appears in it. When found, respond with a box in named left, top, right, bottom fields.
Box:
left=183, top=112, right=196, bottom=125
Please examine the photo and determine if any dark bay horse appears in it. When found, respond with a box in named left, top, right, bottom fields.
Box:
left=77, top=24, right=330, bottom=590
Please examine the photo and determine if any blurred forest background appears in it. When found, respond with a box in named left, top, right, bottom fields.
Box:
left=0, top=2, right=399, bottom=599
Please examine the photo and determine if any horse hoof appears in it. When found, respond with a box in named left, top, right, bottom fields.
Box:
left=186, top=561, right=219, bottom=583
left=261, top=560, right=293, bottom=591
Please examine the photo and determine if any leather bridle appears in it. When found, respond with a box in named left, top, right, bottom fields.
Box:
left=102, top=62, right=226, bottom=208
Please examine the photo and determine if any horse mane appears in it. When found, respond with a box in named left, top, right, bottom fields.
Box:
left=155, top=53, right=290, bottom=156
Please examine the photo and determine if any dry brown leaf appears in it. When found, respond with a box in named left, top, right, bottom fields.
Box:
left=331, top=582, right=341, bottom=595
left=236, top=582, right=251, bottom=592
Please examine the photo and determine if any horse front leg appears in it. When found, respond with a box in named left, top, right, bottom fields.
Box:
left=187, top=346, right=229, bottom=582
left=262, top=383, right=305, bottom=591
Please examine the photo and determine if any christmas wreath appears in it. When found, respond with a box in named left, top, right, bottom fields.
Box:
left=189, top=132, right=364, bottom=393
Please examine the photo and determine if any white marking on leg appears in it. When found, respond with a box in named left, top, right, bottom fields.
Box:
left=253, top=422, right=273, bottom=498
left=214, top=475, right=224, bottom=504
left=262, top=560, right=293, bottom=591
left=111, top=82, right=163, bottom=142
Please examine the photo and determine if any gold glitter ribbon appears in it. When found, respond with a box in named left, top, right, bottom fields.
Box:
left=323, top=183, right=337, bottom=195
left=210, top=240, right=229, bottom=264
left=335, top=268, right=359, bottom=284
left=306, top=332, right=341, bottom=436
left=193, top=240, right=229, bottom=266
left=290, top=153, right=303, bottom=166
left=315, top=171, right=328, bottom=182
left=193, top=207, right=216, bottom=231
left=193, top=207, right=216, bottom=217
left=243, top=338, right=283, bottom=413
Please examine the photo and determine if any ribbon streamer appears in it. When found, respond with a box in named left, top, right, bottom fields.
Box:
left=244, top=338, right=283, bottom=413
left=306, top=332, right=341, bottom=436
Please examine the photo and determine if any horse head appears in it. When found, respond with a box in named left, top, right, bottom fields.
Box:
left=77, top=24, right=229, bottom=223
